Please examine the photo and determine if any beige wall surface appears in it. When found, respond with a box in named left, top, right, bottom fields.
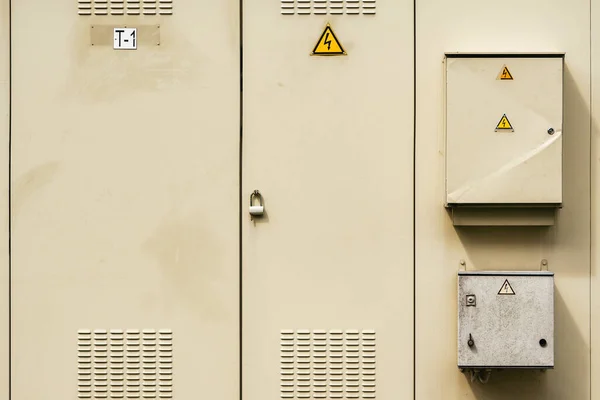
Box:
left=0, top=0, right=8, bottom=398
left=416, top=1, right=591, bottom=400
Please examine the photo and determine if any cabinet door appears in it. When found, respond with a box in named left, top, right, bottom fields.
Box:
left=11, top=1, right=239, bottom=399
left=446, top=57, right=563, bottom=205
left=242, top=1, right=414, bottom=399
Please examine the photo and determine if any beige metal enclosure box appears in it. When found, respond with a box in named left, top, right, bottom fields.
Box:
left=458, top=271, right=554, bottom=369
left=445, top=55, right=564, bottom=206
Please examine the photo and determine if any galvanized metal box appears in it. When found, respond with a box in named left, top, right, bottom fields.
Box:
left=458, top=271, right=554, bottom=369
left=445, top=55, right=564, bottom=206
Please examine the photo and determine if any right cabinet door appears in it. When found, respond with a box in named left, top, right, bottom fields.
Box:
left=242, top=1, right=415, bottom=399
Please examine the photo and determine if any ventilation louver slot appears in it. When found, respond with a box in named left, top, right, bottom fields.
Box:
left=77, top=0, right=173, bottom=16
left=78, top=329, right=173, bottom=399
left=78, top=0, right=93, bottom=15
left=280, top=0, right=376, bottom=15
left=280, top=330, right=376, bottom=399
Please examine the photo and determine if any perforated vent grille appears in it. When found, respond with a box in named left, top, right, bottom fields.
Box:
left=77, top=329, right=173, bottom=399
left=281, top=0, right=376, bottom=15
left=280, top=330, right=376, bottom=399
left=78, top=0, right=173, bottom=16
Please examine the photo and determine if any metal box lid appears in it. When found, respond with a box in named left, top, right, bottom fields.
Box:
left=446, top=55, right=564, bottom=206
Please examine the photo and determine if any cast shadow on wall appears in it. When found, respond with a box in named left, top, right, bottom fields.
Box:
left=462, top=290, right=585, bottom=400
left=453, top=65, right=591, bottom=400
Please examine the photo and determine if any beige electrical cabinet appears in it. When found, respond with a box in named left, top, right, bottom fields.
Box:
left=445, top=55, right=564, bottom=207
left=8, top=2, right=598, bottom=400
left=11, top=1, right=239, bottom=399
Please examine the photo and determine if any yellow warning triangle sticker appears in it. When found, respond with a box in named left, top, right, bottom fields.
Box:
left=312, top=23, right=346, bottom=56
left=498, top=279, right=515, bottom=295
left=495, top=114, right=514, bottom=131
left=497, top=65, right=514, bottom=80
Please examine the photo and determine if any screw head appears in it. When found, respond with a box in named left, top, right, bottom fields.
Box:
left=547, top=128, right=555, bottom=135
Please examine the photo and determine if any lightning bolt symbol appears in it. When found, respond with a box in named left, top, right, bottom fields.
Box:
left=324, top=32, right=332, bottom=50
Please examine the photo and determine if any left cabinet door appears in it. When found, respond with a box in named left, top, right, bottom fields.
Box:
left=11, top=1, right=240, bottom=399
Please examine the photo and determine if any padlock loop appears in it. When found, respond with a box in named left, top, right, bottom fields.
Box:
left=250, top=190, right=263, bottom=207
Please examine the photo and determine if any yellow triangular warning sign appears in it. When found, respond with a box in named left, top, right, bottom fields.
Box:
left=498, top=279, right=515, bottom=295
left=498, top=65, right=514, bottom=80
left=495, top=114, right=514, bottom=131
left=312, top=23, right=346, bottom=56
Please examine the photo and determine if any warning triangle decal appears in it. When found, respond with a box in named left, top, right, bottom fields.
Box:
left=498, top=65, right=514, bottom=80
left=495, top=114, right=513, bottom=131
left=312, top=24, right=346, bottom=56
left=498, top=279, right=516, bottom=295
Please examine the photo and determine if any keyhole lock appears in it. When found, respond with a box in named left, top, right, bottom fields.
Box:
left=468, top=333, right=475, bottom=348
left=249, top=190, right=265, bottom=218
left=466, top=295, right=476, bottom=307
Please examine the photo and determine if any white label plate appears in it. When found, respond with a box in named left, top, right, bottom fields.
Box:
left=113, top=28, right=137, bottom=50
